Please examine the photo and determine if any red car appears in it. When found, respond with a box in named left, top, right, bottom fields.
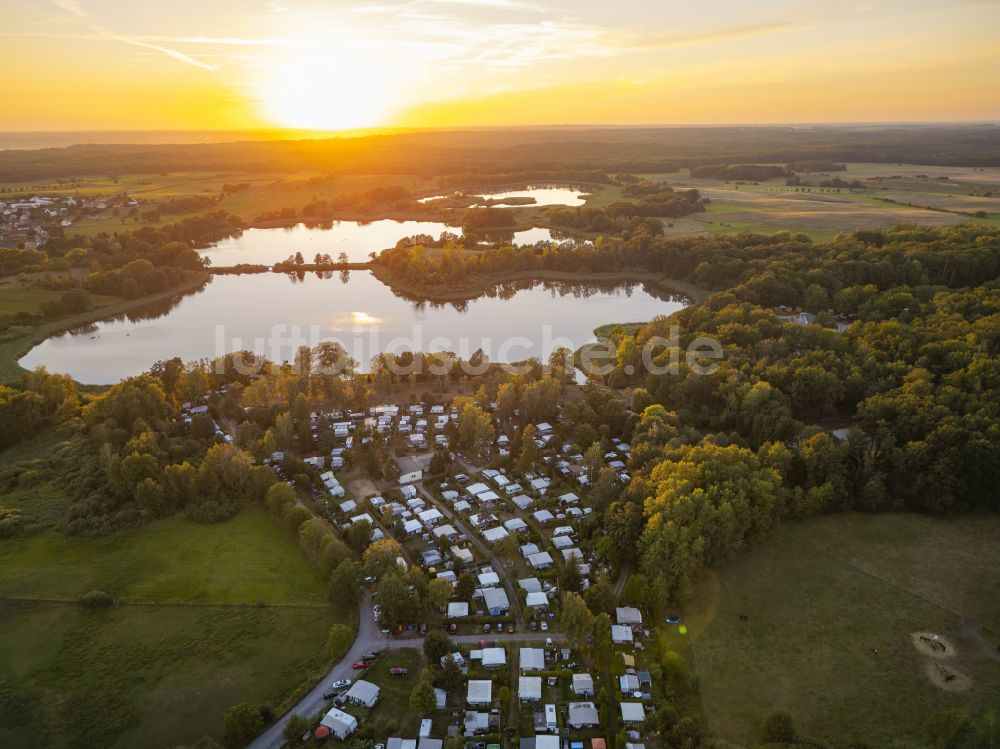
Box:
left=390, top=667, right=409, bottom=676
left=352, top=661, right=369, bottom=670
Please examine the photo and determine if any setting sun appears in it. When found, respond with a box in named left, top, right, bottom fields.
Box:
left=256, top=39, right=408, bottom=130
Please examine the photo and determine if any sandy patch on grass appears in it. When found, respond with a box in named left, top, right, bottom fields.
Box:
left=910, top=631, right=955, bottom=658
left=925, top=661, right=973, bottom=692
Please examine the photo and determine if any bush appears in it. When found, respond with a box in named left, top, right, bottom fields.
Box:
left=760, top=709, right=797, bottom=743
left=221, top=703, right=264, bottom=749
left=78, top=590, right=115, bottom=608
left=283, top=504, right=311, bottom=534
left=325, top=623, right=354, bottom=660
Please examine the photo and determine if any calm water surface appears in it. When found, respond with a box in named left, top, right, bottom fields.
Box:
left=198, top=220, right=557, bottom=266
left=20, top=273, right=686, bottom=384
left=417, top=185, right=589, bottom=206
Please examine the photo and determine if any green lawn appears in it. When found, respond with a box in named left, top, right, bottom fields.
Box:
left=348, top=648, right=426, bottom=738
left=0, top=505, right=329, bottom=605
left=0, top=504, right=354, bottom=748
left=685, top=513, right=1000, bottom=746
left=0, top=600, right=336, bottom=749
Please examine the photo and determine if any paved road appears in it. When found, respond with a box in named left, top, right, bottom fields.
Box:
left=416, top=482, right=524, bottom=625
left=247, top=592, right=390, bottom=749
left=249, top=595, right=563, bottom=749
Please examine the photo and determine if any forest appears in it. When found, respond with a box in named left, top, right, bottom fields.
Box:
left=2, top=125, right=1000, bottom=182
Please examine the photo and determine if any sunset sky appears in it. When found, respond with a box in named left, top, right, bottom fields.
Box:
left=3, top=0, right=999, bottom=132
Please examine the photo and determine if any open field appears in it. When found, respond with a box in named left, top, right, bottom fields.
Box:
left=641, top=162, right=1000, bottom=241
left=0, top=600, right=336, bottom=749
left=0, top=503, right=350, bottom=748
left=0, top=505, right=331, bottom=605
left=685, top=513, right=1000, bottom=746
left=0, top=273, right=120, bottom=317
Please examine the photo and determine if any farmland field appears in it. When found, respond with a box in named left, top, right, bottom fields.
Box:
left=0, top=502, right=351, bottom=749
left=684, top=513, right=1000, bottom=745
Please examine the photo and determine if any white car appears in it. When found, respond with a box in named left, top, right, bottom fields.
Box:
left=540, top=621, right=548, bottom=632
left=331, top=679, right=351, bottom=691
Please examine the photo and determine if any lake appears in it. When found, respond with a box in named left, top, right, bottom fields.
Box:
left=20, top=273, right=687, bottom=385
left=418, top=185, right=589, bottom=206
left=198, top=220, right=558, bottom=266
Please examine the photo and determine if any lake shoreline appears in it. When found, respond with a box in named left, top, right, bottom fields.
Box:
left=369, top=265, right=710, bottom=304
left=1, top=271, right=210, bottom=386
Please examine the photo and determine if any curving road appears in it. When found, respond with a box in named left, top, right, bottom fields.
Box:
left=249, top=594, right=562, bottom=749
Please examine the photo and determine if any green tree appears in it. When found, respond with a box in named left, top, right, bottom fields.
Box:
left=346, top=519, right=373, bottom=552
left=329, top=560, right=364, bottom=603
left=376, top=572, right=418, bottom=630
left=560, top=592, right=594, bottom=653
left=455, top=572, right=476, bottom=601
left=325, top=623, right=354, bottom=660
left=423, top=628, right=453, bottom=662
left=518, top=424, right=541, bottom=473
left=426, top=577, right=453, bottom=610
left=559, top=555, right=583, bottom=593
left=265, top=482, right=296, bottom=515
left=436, top=653, right=464, bottom=694
left=363, top=538, right=404, bottom=578
left=760, top=709, right=797, bottom=744
left=221, top=703, right=264, bottom=749
left=409, top=673, right=437, bottom=714
left=283, top=713, right=310, bottom=747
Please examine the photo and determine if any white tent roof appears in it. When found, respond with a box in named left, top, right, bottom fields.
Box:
left=572, top=673, right=594, bottom=694
left=621, top=702, right=645, bottom=722
left=611, top=624, right=634, bottom=643
left=321, top=707, right=358, bottom=733
left=525, top=591, right=549, bottom=608
left=482, top=526, right=509, bottom=543
left=528, top=551, right=554, bottom=569
left=403, top=519, right=423, bottom=534
left=478, top=571, right=500, bottom=587
left=533, top=510, right=555, bottom=523
left=504, top=517, right=528, bottom=532
left=616, top=606, right=643, bottom=626
left=518, top=676, right=542, bottom=700
left=483, top=587, right=510, bottom=613
left=448, top=601, right=469, bottom=618
left=481, top=647, right=506, bottom=668
left=467, top=680, right=492, bottom=705
left=520, top=647, right=545, bottom=670
left=536, top=735, right=559, bottom=749
left=518, top=577, right=542, bottom=593
left=346, top=679, right=380, bottom=707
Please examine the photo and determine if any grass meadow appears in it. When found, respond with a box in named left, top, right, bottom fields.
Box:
left=0, top=503, right=351, bottom=748
left=683, top=513, right=1000, bottom=745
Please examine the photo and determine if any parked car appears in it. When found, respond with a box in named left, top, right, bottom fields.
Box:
left=361, top=652, right=380, bottom=663
left=352, top=661, right=369, bottom=670
left=322, top=690, right=338, bottom=700
left=530, top=620, right=537, bottom=631
left=390, top=667, right=409, bottom=676
left=483, top=623, right=492, bottom=634
left=507, top=623, right=515, bottom=633
left=331, top=679, right=352, bottom=690
left=540, top=621, right=548, bottom=632
left=420, top=623, right=428, bottom=634
left=448, top=623, right=458, bottom=634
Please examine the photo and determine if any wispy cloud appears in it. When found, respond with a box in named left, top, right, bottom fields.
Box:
left=45, top=0, right=220, bottom=71
left=617, top=21, right=804, bottom=51
left=121, top=38, right=219, bottom=71
left=48, top=0, right=86, bottom=18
